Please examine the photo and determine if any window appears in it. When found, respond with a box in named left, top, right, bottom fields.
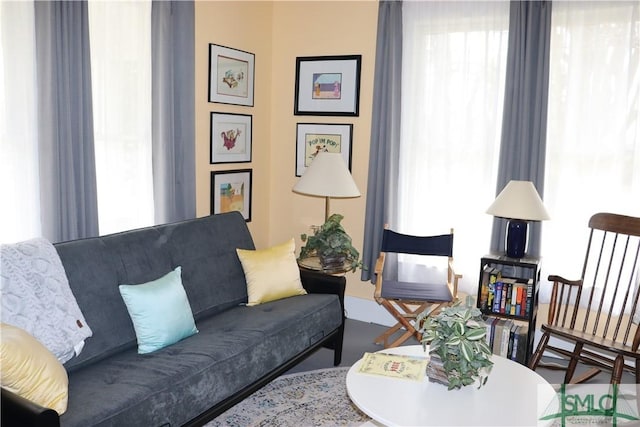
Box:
left=398, top=1, right=639, bottom=298
left=0, top=1, right=41, bottom=243
left=0, top=1, right=155, bottom=242
left=89, top=0, right=154, bottom=235
left=400, top=1, right=510, bottom=293
left=542, top=1, right=640, bottom=292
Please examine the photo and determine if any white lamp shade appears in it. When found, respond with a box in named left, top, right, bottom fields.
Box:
left=486, top=180, right=550, bottom=221
left=292, top=152, right=360, bottom=198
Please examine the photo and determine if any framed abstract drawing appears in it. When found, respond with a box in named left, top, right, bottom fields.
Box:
left=208, top=44, right=255, bottom=107
left=210, top=169, right=252, bottom=222
left=210, top=112, right=252, bottom=164
left=294, top=55, right=361, bottom=116
left=295, top=123, right=353, bottom=177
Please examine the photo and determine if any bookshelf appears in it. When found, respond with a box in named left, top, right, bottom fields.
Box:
left=477, top=253, right=540, bottom=366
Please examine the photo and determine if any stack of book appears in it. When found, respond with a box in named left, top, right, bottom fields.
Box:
left=483, top=316, right=528, bottom=365
left=478, top=265, right=533, bottom=318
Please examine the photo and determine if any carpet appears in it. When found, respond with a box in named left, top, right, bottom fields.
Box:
left=205, top=367, right=371, bottom=427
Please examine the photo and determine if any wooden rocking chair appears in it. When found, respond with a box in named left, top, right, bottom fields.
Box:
left=529, top=212, right=640, bottom=384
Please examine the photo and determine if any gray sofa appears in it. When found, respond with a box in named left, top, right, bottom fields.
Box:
left=1, top=212, right=345, bottom=427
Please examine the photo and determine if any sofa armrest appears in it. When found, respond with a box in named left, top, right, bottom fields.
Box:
left=1, top=388, right=60, bottom=427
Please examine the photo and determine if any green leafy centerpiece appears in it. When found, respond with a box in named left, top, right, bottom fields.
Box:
left=417, top=295, right=493, bottom=390
left=299, top=214, right=361, bottom=272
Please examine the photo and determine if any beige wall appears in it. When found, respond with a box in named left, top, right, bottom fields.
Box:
left=195, top=1, right=274, bottom=247
left=195, top=1, right=379, bottom=300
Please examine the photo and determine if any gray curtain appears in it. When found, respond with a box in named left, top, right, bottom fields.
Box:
left=490, top=1, right=552, bottom=257
left=35, top=1, right=99, bottom=243
left=151, top=0, right=196, bottom=224
left=361, top=0, right=403, bottom=282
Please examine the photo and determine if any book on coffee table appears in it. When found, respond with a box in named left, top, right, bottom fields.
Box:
left=358, top=352, right=428, bottom=381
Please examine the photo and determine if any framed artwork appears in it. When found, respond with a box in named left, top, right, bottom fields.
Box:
left=210, top=169, right=252, bottom=221
left=295, top=123, right=353, bottom=177
left=294, top=55, right=361, bottom=116
left=210, top=112, right=252, bottom=164
left=208, top=44, right=255, bottom=107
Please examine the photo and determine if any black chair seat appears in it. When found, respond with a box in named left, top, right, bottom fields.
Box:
left=381, top=280, right=453, bottom=302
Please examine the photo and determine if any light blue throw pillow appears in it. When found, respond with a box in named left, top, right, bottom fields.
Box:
left=119, top=266, right=198, bottom=354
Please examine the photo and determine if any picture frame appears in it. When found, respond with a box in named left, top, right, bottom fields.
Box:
left=294, top=55, right=361, bottom=116
left=208, top=44, right=255, bottom=107
left=210, top=169, right=252, bottom=221
left=295, top=123, right=353, bottom=177
left=210, top=112, right=252, bottom=164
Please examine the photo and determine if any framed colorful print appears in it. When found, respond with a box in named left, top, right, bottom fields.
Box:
left=208, top=44, right=255, bottom=107
left=210, top=112, right=252, bottom=164
left=295, top=123, right=353, bottom=177
left=210, top=169, right=252, bottom=222
left=294, top=55, right=361, bottom=116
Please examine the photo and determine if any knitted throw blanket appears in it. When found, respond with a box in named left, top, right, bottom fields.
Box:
left=1, top=238, right=92, bottom=363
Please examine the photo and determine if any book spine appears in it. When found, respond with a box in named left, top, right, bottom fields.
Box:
left=515, top=285, right=524, bottom=316
left=500, top=319, right=511, bottom=357
left=515, top=324, right=529, bottom=364
left=525, top=279, right=533, bottom=317
left=479, top=266, right=491, bottom=311
left=492, top=319, right=503, bottom=354
left=493, top=282, right=503, bottom=313
left=483, top=315, right=493, bottom=347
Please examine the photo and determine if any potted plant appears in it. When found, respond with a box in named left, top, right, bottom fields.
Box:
left=417, top=295, right=493, bottom=390
left=299, top=213, right=361, bottom=272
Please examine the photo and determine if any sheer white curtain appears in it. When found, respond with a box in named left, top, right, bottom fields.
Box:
left=0, top=1, right=154, bottom=243
left=400, top=1, right=510, bottom=294
left=541, top=1, right=640, bottom=301
left=0, top=2, right=41, bottom=243
left=88, top=0, right=154, bottom=235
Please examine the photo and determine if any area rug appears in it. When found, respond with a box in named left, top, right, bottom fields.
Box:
left=205, top=367, right=371, bottom=427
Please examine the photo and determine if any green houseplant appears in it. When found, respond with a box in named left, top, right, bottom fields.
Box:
left=299, top=213, right=361, bottom=272
left=417, top=295, right=493, bottom=390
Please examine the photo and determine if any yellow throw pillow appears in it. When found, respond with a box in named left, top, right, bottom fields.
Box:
left=0, top=323, right=68, bottom=414
left=236, top=238, right=307, bottom=306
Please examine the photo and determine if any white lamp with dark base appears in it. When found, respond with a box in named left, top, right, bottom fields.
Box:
left=486, top=180, right=550, bottom=259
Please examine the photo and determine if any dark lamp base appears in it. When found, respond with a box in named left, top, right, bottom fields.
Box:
left=506, top=219, right=527, bottom=259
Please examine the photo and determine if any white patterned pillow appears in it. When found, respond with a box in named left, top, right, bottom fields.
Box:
left=1, top=238, right=92, bottom=363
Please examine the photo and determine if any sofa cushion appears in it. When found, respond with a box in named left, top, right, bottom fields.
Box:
left=119, top=267, right=198, bottom=354
left=236, top=238, right=307, bottom=306
left=60, top=293, right=342, bottom=427
left=0, top=323, right=69, bottom=415
left=57, top=212, right=255, bottom=373
left=161, top=212, right=255, bottom=319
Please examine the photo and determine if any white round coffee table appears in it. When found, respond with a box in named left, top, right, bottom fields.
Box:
left=347, top=345, right=557, bottom=426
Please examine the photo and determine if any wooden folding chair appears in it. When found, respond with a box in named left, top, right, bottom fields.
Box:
left=373, top=227, right=462, bottom=348
left=529, top=212, right=640, bottom=384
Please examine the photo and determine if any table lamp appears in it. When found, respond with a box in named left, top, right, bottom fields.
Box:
left=292, top=152, right=360, bottom=221
left=486, top=180, right=550, bottom=259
